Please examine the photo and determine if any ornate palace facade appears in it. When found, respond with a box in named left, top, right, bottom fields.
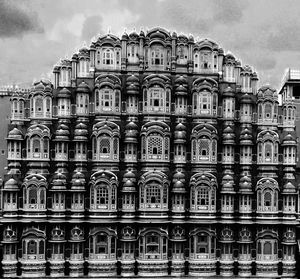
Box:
left=1, top=28, right=298, bottom=278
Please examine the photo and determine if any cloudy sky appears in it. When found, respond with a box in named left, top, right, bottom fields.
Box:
left=1, top=0, right=300, bottom=89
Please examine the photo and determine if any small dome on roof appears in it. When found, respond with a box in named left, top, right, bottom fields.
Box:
left=76, top=82, right=90, bottom=93
left=58, top=87, right=71, bottom=98
left=4, top=178, right=18, bottom=190
left=8, top=128, right=23, bottom=139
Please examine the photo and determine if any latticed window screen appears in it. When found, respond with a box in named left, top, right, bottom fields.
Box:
left=265, top=103, right=272, bottom=118
left=96, top=186, right=109, bottom=205
left=148, top=136, right=163, bottom=155
left=28, top=187, right=37, bottom=204
left=113, top=138, right=118, bottom=155
left=146, top=185, right=161, bottom=204
left=100, top=138, right=110, bottom=154
left=264, top=191, right=272, bottom=207
left=265, top=142, right=272, bottom=159
left=199, top=138, right=210, bottom=157
left=197, top=187, right=209, bottom=206
left=164, top=138, right=169, bottom=155
left=192, top=140, right=196, bottom=156
left=212, top=140, right=216, bottom=157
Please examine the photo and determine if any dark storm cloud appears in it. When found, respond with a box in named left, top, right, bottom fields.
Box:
left=0, top=0, right=43, bottom=38
left=81, top=15, right=104, bottom=42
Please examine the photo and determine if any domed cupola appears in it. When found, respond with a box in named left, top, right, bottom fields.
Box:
left=124, top=121, right=138, bottom=143
left=70, top=171, right=86, bottom=191
left=223, top=86, right=235, bottom=98
left=222, top=125, right=235, bottom=144
left=122, top=170, right=137, bottom=193
left=3, top=178, right=18, bottom=191
left=221, top=173, right=235, bottom=193
left=126, top=75, right=139, bottom=95
left=55, top=123, right=70, bottom=139
left=239, top=127, right=253, bottom=145
left=174, top=123, right=187, bottom=143
left=8, top=128, right=23, bottom=140
left=240, top=92, right=253, bottom=104
left=51, top=173, right=67, bottom=191
left=76, top=81, right=90, bottom=94
left=57, top=87, right=71, bottom=98
left=172, top=171, right=186, bottom=193
left=238, top=175, right=252, bottom=192
left=74, top=123, right=88, bottom=141
left=282, top=132, right=297, bottom=146
left=121, top=31, right=129, bottom=41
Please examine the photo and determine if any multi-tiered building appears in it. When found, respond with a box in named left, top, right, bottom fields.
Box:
left=1, top=27, right=299, bottom=278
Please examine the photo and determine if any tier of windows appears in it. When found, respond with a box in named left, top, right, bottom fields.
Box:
left=11, top=99, right=24, bottom=120
left=59, top=69, right=71, bottom=87
left=2, top=235, right=290, bottom=264
left=257, top=102, right=278, bottom=123
left=192, top=92, right=217, bottom=116
left=26, top=137, right=49, bottom=159
left=190, top=186, right=216, bottom=212
left=193, top=51, right=218, bottom=73
left=21, top=239, right=45, bottom=261
left=191, top=138, right=217, bottom=163
left=283, top=146, right=296, bottom=164
left=92, top=135, right=119, bottom=161
left=241, top=75, right=252, bottom=93
left=141, top=134, right=170, bottom=161
left=223, top=65, right=235, bottom=82
left=3, top=187, right=290, bottom=214
left=89, top=233, right=116, bottom=260
left=257, top=239, right=278, bottom=261
left=143, top=86, right=171, bottom=113
left=139, top=183, right=168, bottom=210
left=257, top=141, right=278, bottom=164
left=54, top=142, right=68, bottom=160
left=257, top=189, right=278, bottom=213
left=30, top=96, right=52, bottom=118
left=76, top=93, right=89, bottom=115
left=240, top=104, right=253, bottom=122
left=95, top=88, right=120, bottom=113
left=223, top=98, right=235, bottom=119
left=90, top=185, right=116, bottom=211
left=8, top=141, right=21, bottom=159
left=127, top=44, right=139, bottom=64
left=190, top=233, right=215, bottom=259
left=139, top=232, right=168, bottom=260
left=23, top=186, right=46, bottom=211
left=78, top=59, right=90, bottom=77
left=95, top=48, right=121, bottom=70
left=57, top=99, right=71, bottom=116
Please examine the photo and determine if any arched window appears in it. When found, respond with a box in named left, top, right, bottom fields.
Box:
left=90, top=183, right=117, bottom=211
left=28, top=187, right=37, bottom=204
left=102, top=49, right=114, bottom=65
left=28, top=240, right=37, bottom=254
left=191, top=125, right=217, bottom=163
left=89, top=230, right=116, bottom=260
left=96, top=234, right=108, bottom=254
left=190, top=173, right=217, bottom=213
left=95, top=88, right=120, bottom=113
left=151, top=47, right=164, bottom=66
left=256, top=178, right=279, bottom=213
left=190, top=230, right=215, bottom=259
left=141, top=123, right=170, bottom=162
left=139, top=230, right=167, bottom=260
